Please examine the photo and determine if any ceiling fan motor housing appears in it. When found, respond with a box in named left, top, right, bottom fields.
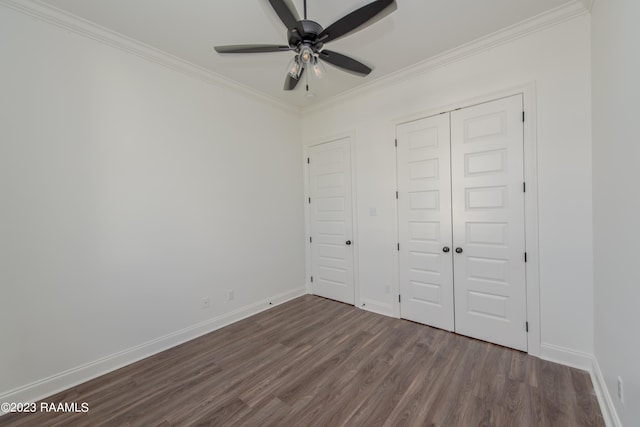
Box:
left=288, top=20, right=324, bottom=50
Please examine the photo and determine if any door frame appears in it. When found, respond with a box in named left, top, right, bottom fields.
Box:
left=304, top=131, right=359, bottom=306
left=391, top=82, right=541, bottom=357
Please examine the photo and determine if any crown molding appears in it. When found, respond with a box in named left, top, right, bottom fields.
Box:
left=303, top=0, right=589, bottom=114
left=1, top=0, right=589, bottom=116
left=0, top=0, right=301, bottom=115
left=579, top=0, right=595, bottom=11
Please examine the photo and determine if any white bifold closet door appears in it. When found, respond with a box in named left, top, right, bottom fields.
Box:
left=397, top=94, right=527, bottom=351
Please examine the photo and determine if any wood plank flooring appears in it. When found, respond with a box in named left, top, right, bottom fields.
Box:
left=0, top=295, right=604, bottom=426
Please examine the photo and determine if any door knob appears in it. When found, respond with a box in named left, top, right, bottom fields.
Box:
left=346, top=240, right=352, bottom=245
left=455, top=247, right=463, bottom=254
left=443, top=247, right=450, bottom=253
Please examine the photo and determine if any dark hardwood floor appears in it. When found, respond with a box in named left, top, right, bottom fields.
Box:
left=0, top=295, right=604, bottom=426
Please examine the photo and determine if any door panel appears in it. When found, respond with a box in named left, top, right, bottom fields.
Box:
left=397, top=114, right=454, bottom=331
left=309, top=138, right=354, bottom=304
left=451, top=95, right=527, bottom=351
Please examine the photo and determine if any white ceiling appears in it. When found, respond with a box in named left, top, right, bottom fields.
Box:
left=36, top=0, right=578, bottom=106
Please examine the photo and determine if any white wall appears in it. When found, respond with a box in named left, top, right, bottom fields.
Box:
left=0, top=6, right=304, bottom=399
left=592, top=0, right=640, bottom=424
left=303, top=16, right=593, bottom=360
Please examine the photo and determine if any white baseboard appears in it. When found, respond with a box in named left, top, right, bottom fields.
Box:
left=539, top=344, right=622, bottom=427
left=539, top=342, right=593, bottom=370
left=0, top=286, right=307, bottom=411
left=590, top=356, right=622, bottom=427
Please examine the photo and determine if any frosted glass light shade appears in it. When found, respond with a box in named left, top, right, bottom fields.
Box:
left=287, top=56, right=302, bottom=79
left=311, top=57, right=326, bottom=79
left=299, top=46, right=313, bottom=65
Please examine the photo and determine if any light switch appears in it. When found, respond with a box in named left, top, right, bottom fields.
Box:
left=369, top=207, right=377, bottom=216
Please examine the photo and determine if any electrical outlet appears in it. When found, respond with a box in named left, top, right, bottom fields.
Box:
left=385, top=285, right=391, bottom=294
left=227, top=290, right=235, bottom=301
left=617, top=376, right=624, bottom=403
left=202, top=297, right=210, bottom=309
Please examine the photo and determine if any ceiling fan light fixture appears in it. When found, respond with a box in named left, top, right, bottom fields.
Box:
left=311, top=56, right=326, bottom=79
left=299, top=45, right=314, bottom=65
left=287, top=55, right=302, bottom=79
left=215, top=0, right=397, bottom=92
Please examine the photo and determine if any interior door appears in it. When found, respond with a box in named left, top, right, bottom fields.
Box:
left=309, top=138, right=355, bottom=304
left=450, top=95, right=527, bottom=351
left=397, top=114, right=454, bottom=331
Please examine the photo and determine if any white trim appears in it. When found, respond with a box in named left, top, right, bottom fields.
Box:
left=538, top=347, right=623, bottom=426
left=303, top=1, right=588, bottom=115
left=0, top=286, right=306, bottom=409
left=539, top=343, right=593, bottom=370
left=591, top=356, right=622, bottom=427
left=0, top=0, right=588, bottom=115
left=0, top=0, right=299, bottom=115
left=303, top=148, right=313, bottom=295
left=350, top=134, right=361, bottom=308
left=579, top=0, right=595, bottom=12
left=521, top=83, right=542, bottom=358
left=391, top=123, right=401, bottom=319
left=359, top=299, right=394, bottom=317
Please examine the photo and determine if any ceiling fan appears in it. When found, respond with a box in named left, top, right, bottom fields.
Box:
left=214, top=0, right=397, bottom=91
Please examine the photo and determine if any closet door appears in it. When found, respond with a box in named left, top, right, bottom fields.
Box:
left=397, top=114, right=454, bottom=331
left=450, top=95, right=527, bottom=351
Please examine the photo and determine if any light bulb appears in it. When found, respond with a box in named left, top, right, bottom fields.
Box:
left=299, top=46, right=313, bottom=65
left=311, top=57, right=326, bottom=79
left=287, top=55, right=302, bottom=79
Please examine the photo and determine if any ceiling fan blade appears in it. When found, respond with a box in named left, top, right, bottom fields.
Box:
left=268, top=0, right=300, bottom=32
left=319, top=50, right=372, bottom=76
left=215, top=44, right=291, bottom=53
left=318, top=0, right=396, bottom=44
left=284, top=68, right=304, bottom=91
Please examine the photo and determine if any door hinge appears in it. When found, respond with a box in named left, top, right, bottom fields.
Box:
left=310, top=276, right=313, bottom=283
left=524, top=252, right=528, bottom=262
left=309, top=236, right=312, bottom=243
left=398, top=294, right=401, bottom=303
left=523, top=182, right=526, bottom=192
left=397, top=243, right=400, bottom=251
left=395, top=191, right=399, bottom=199
left=522, top=111, right=525, bottom=122
left=394, top=138, right=397, bottom=147
left=307, top=157, right=310, bottom=164
left=308, top=197, right=311, bottom=204
left=526, top=321, right=529, bottom=332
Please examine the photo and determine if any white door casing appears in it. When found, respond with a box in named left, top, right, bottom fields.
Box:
left=397, top=114, right=455, bottom=331
left=309, top=138, right=355, bottom=304
left=450, top=94, right=528, bottom=351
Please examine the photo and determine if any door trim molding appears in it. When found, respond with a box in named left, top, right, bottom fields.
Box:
left=391, top=82, right=541, bottom=356
left=304, top=131, right=359, bottom=306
